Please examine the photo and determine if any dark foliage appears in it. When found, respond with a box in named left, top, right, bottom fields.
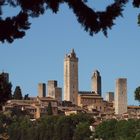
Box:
left=0, top=73, right=12, bottom=108
left=95, top=119, right=140, bottom=140
left=0, top=12, right=30, bottom=43
left=0, top=0, right=140, bottom=43
left=6, top=113, right=93, bottom=140
left=134, top=86, right=140, bottom=104
left=13, top=86, right=23, bottom=100
left=24, top=94, right=30, bottom=100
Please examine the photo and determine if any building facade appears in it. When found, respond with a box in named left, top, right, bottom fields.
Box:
left=115, top=78, right=127, bottom=115
left=3, top=97, right=58, bottom=119
left=64, top=49, right=78, bottom=105
left=78, top=91, right=106, bottom=112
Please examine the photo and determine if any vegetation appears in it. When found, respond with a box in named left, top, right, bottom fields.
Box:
left=0, top=73, right=12, bottom=109
left=1, top=111, right=140, bottom=140
left=24, top=94, right=30, bottom=100
left=13, top=86, right=23, bottom=100
left=0, top=0, right=140, bottom=43
left=134, top=86, right=140, bottom=104
left=0, top=112, right=94, bottom=140
left=73, top=122, right=92, bottom=140
left=95, top=119, right=140, bottom=140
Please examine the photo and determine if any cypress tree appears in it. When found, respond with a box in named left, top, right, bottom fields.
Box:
left=13, top=86, right=23, bottom=100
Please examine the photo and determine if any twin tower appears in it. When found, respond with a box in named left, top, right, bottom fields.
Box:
left=64, top=49, right=101, bottom=105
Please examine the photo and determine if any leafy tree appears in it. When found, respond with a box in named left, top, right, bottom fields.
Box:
left=37, top=116, right=59, bottom=140
left=116, top=119, right=137, bottom=140
left=54, top=113, right=94, bottom=140
left=0, top=73, right=12, bottom=109
left=0, top=0, right=140, bottom=43
left=73, top=122, right=92, bottom=140
left=2, top=114, right=140, bottom=140
left=13, top=86, right=23, bottom=100
left=135, top=133, right=140, bottom=140
left=95, top=119, right=117, bottom=140
left=95, top=119, right=140, bottom=140
left=8, top=117, right=32, bottom=140
left=134, top=86, right=140, bottom=104
left=54, top=116, right=75, bottom=140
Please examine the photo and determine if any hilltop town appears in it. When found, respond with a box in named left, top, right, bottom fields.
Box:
left=1, top=49, right=140, bottom=124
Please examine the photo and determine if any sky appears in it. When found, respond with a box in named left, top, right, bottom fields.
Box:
left=0, top=1, right=140, bottom=105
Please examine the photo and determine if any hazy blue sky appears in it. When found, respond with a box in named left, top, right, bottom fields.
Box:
left=0, top=1, right=140, bottom=105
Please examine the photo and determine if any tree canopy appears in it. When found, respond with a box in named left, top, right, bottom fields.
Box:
left=134, top=86, right=140, bottom=104
left=0, top=73, right=12, bottom=108
left=0, top=0, right=140, bottom=43
left=0, top=113, right=94, bottom=140
left=95, top=119, right=140, bottom=140
left=13, top=86, right=23, bottom=100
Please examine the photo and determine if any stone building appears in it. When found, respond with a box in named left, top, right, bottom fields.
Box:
left=91, top=70, right=102, bottom=96
left=127, top=106, right=140, bottom=119
left=106, top=92, right=114, bottom=102
left=38, top=83, right=46, bottom=97
left=64, top=49, right=78, bottom=105
left=78, top=91, right=106, bottom=112
left=47, top=80, right=62, bottom=102
left=3, top=97, right=58, bottom=119
left=115, top=78, right=127, bottom=115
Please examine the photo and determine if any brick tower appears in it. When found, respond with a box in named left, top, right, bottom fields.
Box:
left=64, top=49, right=78, bottom=105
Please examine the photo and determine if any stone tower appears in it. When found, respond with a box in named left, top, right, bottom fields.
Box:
left=38, top=83, right=46, bottom=97
left=106, top=92, right=114, bottom=102
left=47, top=80, right=62, bottom=102
left=64, top=49, right=78, bottom=105
left=91, top=70, right=102, bottom=96
left=47, top=80, right=57, bottom=97
left=115, top=78, right=127, bottom=115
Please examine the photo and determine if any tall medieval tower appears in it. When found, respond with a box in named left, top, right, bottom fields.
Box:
left=38, top=83, right=46, bottom=97
left=64, top=49, right=78, bottom=105
left=115, top=78, right=127, bottom=115
left=91, top=70, right=102, bottom=96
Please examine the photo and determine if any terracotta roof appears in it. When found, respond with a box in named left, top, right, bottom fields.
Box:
left=79, top=91, right=96, bottom=94
left=37, top=96, right=57, bottom=101
left=128, top=106, right=140, bottom=109
left=80, top=95, right=103, bottom=99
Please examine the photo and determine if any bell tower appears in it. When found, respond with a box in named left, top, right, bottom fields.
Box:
left=91, top=70, right=102, bottom=96
left=64, top=49, right=78, bottom=105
